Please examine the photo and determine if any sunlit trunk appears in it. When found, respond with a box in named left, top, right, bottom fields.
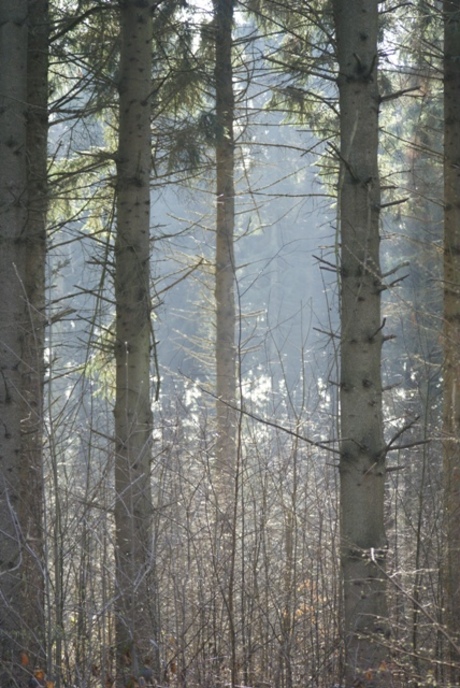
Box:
left=114, top=1, right=158, bottom=683
left=333, top=1, right=390, bottom=684
left=213, top=0, right=238, bottom=683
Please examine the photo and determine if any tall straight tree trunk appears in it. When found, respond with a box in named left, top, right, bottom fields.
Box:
left=213, top=0, right=238, bottom=683
left=443, top=0, right=460, bottom=679
left=333, top=2, right=390, bottom=685
left=0, top=3, right=41, bottom=685
left=114, top=1, right=158, bottom=684
left=214, top=0, right=236, bottom=499
left=19, top=0, right=48, bottom=671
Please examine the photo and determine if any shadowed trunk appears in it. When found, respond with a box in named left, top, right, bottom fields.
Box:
left=19, top=0, right=48, bottom=674
left=0, top=3, right=41, bottom=685
left=443, top=0, right=460, bottom=681
left=114, top=1, right=159, bottom=684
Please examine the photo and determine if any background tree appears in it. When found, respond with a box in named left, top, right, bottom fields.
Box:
left=214, top=0, right=237, bottom=514
left=212, top=0, right=239, bottom=682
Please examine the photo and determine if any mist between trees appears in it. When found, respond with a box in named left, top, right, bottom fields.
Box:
left=0, top=1, right=457, bottom=688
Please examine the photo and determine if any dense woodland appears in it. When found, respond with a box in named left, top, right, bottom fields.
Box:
left=1, top=1, right=459, bottom=687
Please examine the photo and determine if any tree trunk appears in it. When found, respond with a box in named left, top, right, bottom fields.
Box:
left=0, top=2, right=36, bottom=685
left=213, top=0, right=238, bottom=683
left=114, top=1, right=158, bottom=684
left=333, top=1, right=390, bottom=685
left=19, top=0, right=48, bottom=672
left=214, top=0, right=236, bottom=500
left=443, top=0, right=460, bottom=680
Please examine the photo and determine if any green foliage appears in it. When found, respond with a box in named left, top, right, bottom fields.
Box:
left=84, top=322, right=116, bottom=401
left=48, top=148, right=115, bottom=241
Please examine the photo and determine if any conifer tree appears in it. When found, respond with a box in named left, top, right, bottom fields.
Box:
left=19, top=0, right=49, bottom=672
left=0, top=1, right=47, bottom=684
left=333, top=1, right=391, bottom=684
left=113, top=1, right=158, bottom=683
left=443, top=0, right=460, bottom=680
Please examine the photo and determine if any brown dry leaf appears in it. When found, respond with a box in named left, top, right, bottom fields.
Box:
left=121, top=650, right=132, bottom=666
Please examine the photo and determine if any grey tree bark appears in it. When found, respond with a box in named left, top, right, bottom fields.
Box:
left=0, top=2, right=46, bottom=685
left=214, top=0, right=237, bottom=501
left=19, top=0, right=48, bottom=673
left=443, top=0, right=460, bottom=680
left=213, top=0, right=238, bottom=682
left=113, top=1, right=158, bottom=684
left=333, top=1, right=391, bottom=684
